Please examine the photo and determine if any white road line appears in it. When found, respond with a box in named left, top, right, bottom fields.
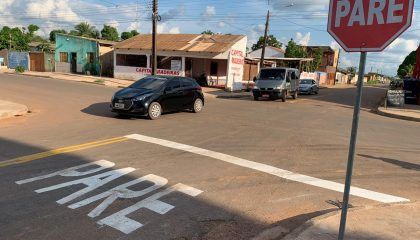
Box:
left=125, top=134, right=409, bottom=204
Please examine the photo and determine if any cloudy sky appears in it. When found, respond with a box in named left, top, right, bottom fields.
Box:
left=0, top=0, right=419, bottom=76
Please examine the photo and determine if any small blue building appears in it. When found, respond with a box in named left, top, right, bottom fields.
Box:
left=55, top=34, right=115, bottom=76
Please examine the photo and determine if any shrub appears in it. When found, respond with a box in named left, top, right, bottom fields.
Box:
left=15, top=66, right=25, bottom=73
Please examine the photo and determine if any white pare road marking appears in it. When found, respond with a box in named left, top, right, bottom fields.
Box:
left=16, top=161, right=203, bottom=235
left=98, top=183, right=202, bottom=234
left=125, top=134, right=409, bottom=203
left=68, top=174, right=169, bottom=218
left=16, top=160, right=115, bottom=185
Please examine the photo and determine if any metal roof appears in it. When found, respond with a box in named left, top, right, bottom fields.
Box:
left=114, top=34, right=246, bottom=53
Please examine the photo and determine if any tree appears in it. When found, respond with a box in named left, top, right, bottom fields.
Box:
left=201, top=30, right=214, bottom=35
left=131, top=30, right=139, bottom=36
left=251, top=34, right=282, bottom=51
left=101, top=25, right=119, bottom=41
left=49, top=29, right=67, bottom=42
left=121, top=32, right=133, bottom=40
left=285, top=38, right=307, bottom=58
left=0, top=26, right=31, bottom=51
left=311, top=49, right=323, bottom=71
left=346, top=66, right=357, bottom=83
left=397, top=50, right=416, bottom=78
left=27, top=24, right=40, bottom=36
left=74, top=22, right=97, bottom=38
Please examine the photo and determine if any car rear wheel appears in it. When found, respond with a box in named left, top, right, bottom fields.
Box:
left=148, top=102, right=162, bottom=120
left=192, top=98, right=203, bottom=113
left=292, top=91, right=298, bottom=99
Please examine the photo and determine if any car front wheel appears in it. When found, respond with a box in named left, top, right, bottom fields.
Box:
left=192, top=98, right=203, bottom=113
left=148, top=102, right=162, bottom=120
left=281, top=91, right=287, bottom=102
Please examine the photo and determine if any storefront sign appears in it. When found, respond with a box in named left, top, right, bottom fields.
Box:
left=227, top=49, right=245, bottom=91
left=136, top=67, right=181, bottom=76
left=387, top=90, right=405, bottom=107
left=171, top=60, right=182, bottom=71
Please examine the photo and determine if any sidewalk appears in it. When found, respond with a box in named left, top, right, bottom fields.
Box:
left=0, top=100, right=29, bottom=120
left=377, top=104, right=420, bottom=122
left=283, top=202, right=420, bottom=240
left=3, top=70, right=134, bottom=88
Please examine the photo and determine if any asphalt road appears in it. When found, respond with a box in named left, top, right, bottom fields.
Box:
left=1, top=74, right=419, bottom=240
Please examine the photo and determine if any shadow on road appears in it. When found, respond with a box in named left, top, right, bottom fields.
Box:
left=0, top=137, right=339, bottom=239
left=80, top=102, right=148, bottom=120
left=359, top=154, right=420, bottom=171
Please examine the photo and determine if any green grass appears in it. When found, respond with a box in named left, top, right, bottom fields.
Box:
left=94, top=79, right=105, bottom=84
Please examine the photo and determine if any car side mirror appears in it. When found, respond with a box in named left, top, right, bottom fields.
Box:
left=164, top=87, right=172, bottom=93
left=286, top=78, right=291, bottom=83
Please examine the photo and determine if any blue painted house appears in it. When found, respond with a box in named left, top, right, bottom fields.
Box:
left=55, top=34, right=115, bottom=76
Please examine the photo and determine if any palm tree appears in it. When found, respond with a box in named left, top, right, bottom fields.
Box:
left=74, top=22, right=97, bottom=38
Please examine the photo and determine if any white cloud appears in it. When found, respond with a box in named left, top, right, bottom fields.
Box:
left=106, top=20, right=120, bottom=28
left=203, top=6, right=216, bottom=18
left=169, top=27, right=180, bottom=34
left=218, top=22, right=226, bottom=28
left=157, top=23, right=181, bottom=34
left=295, top=32, right=311, bottom=46
left=272, top=0, right=328, bottom=11
left=330, top=40, right=341, bottom=50
left=126, top=22, right=141, bottom=32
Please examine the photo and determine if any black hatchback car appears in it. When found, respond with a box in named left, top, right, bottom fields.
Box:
left=111, top=76, right=204, bottom=120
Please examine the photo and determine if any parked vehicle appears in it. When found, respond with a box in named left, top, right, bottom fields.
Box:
left=252, top=67, right=300, bottom=102
left=299, top=79, right=319, bottom=95
left=110, top=76, right=204, bottom=120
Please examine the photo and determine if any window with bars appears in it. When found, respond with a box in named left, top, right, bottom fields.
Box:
left=59, top=52, right=68, bottom=63
left=87, top=52, right=95, bottom=64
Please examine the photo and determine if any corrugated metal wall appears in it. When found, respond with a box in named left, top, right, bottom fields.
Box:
left=8, top=52, right=29, bottom=70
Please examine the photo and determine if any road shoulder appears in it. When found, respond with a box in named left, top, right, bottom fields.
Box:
left=0, top=100, right=29, bottom=120
left=377, top=106, right=420, bottom=122
left=283, top=202, right=420, bottom=240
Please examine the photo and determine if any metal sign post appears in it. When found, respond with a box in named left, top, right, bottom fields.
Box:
left=338, top=52, right=367, bottom=240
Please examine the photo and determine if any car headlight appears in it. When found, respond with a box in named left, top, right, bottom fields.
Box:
left=134, top=94, right=152, bottom=101
left=253, top=86, right=259, bottom=90
left=275, top=86, right=282, bottom=90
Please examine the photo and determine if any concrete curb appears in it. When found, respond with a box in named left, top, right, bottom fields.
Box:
left=282, top=202, right=416, bottom=240
left=281, top=210, right=341, bottom=240
left=0, top=100, right=29, bottom=120
left=376, top=107, right=420, bottom=123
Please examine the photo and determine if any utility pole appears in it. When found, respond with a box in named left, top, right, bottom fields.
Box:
left=151, top=0, right=158, bottom=75
left=9, top=32, right=12, bottom=50
left=260, top=10, right=270, bottom=69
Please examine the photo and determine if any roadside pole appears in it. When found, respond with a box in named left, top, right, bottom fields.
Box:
left=259, top=10, right=270, bottom=69
left=151, top=0, right=158, bottom=75
left=338, top=52, right=367, bottom=240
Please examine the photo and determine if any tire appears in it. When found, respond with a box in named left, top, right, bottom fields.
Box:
left=315, top=89, right=319, bottom=95
left=253, top=96, right=259, bottom=101
left=148, top=102, right=162, bottom=120
left=292, top=91, right=298, bottom=99
left=192, top=98, right=204, bottom=113
left=281, top=91, right=287, bottom=102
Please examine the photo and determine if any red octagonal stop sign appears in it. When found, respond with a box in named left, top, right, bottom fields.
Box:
left=328, top=0, right=414, bottom=52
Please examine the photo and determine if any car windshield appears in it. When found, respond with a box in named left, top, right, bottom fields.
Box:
left=300, top=80, right=312, bottom=84
left=259, top=69, right=286, bottom=80
left=129, top=77, right=168, bottom=90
